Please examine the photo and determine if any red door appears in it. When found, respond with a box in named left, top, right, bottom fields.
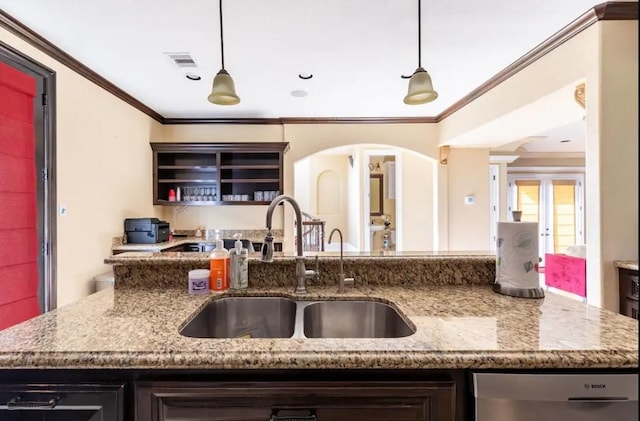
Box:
left=0, top=61, right=40, bottom=330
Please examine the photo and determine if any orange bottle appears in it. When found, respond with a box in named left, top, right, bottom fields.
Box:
left=209, top=239, right=230, bottom=291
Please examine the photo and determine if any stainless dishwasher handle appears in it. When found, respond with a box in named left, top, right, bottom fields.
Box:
left=7, top=395, right=60, bottom=409
left=568, top=397, right=629, bottom=402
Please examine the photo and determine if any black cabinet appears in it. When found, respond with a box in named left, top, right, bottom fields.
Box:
left=151, top=142, right=289, bottom=206
left=619, top=268, right=639, bottom=319
left=135, top=380, right=456, bottom=421
left=0, top=383, right=124, bottom=420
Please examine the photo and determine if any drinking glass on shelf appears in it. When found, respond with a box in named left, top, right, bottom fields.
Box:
left=254, top=191, right=263, bottom=201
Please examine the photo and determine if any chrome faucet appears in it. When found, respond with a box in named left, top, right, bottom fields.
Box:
left=262, top=195, right=318, bottom=294
left=328, top=228, right=355, bottom=293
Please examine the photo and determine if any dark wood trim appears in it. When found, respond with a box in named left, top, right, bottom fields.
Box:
left=281, top=116, right=438, bottom=124
left=594, top=1, right=639, bottom=20
left=0, top=8, right=163, bottom=122
left=1, top=2, right=637, bottom=125
left=435, top=1, right=638, bottom=121
left=150, top=142, right=289, bottom=153
left=0, top=39, right=57, bottom=311
left=162, top=118, right=284, bottom=125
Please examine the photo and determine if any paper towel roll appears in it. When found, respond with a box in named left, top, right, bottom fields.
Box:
left=496, top=221, right=540, bottom=289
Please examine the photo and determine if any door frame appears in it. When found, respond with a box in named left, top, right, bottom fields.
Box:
left=362, top=149, right=401, bottom=252
left=507, top=171, right=585, bottom=262
left=0, top=40, right=57, bottom=312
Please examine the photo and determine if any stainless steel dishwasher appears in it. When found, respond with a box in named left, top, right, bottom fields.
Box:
left=473, top=372, right=638, bottom=421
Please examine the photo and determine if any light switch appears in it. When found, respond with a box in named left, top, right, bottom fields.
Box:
left=464, top=195, right=475, bottom=205
left=59, top=204, right=67, bottom=216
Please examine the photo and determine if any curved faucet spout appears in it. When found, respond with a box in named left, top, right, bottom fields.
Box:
left=328, top=227, right=354, bottom=293
left=264, top=194, right=304, bottom=258
left=262, top=194, right=317, bottom=294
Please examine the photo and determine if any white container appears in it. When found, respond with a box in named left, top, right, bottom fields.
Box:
left=230, top=238, right=248, bottom=290
left=188, top=269, right=210, bottom=294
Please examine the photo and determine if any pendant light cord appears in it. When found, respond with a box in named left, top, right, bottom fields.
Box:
left=417, top=0, right=422, bottom=68
left=219, top=0, right=225, bottom=70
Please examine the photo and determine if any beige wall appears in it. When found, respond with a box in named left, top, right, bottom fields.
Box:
left=447, top=148, right=491, bottom=251
left=585, top=20, right=638, bottom=311
left=400, top=151, right=437, bottom=251
left=3, top=16, right=635, bottom=309
left=439, top=24, right=594, bottom=147
left=1, top=27, right=160, bottom=307
left=298, top=154, right=350, bottom=246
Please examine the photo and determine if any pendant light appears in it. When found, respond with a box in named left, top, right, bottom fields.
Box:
left=404, top=0, right=438, bottom=105
left=208, top=0, right=240, bottom=105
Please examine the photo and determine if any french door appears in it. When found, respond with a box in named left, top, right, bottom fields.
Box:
left=507, top=174, right=584, bottom=266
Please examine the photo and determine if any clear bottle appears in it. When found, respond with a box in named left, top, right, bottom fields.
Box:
left=230, top=237, right=249, bottom=290
left=382, top=221, right=392, bottom=251
left=209, top=239, right=230, bottom=291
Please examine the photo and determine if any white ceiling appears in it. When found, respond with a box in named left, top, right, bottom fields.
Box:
left=0, top=0, right=603, bottom=151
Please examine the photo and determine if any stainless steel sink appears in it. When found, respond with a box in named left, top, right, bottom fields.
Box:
left=302, top=300, right=415, bottom=338
left=179, top=297, right=297, bottom=338
left=180, top=297, right=415, bottom=339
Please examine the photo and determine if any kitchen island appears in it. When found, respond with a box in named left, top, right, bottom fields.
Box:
left=0, top=253, right=637, bottom=420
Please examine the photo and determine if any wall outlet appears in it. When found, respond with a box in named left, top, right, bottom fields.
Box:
left=59, top=204, right=67, bottom=216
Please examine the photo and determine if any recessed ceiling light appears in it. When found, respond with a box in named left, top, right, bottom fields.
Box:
left=560, top=139, right=571, bottom=143
left=185, top=73, right=201, bottom=81
left=291, top=90, right=308, bottom=98
left=298, top=73, right=313, bottom=80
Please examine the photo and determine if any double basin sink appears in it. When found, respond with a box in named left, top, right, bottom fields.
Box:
left=179, top=296, right=415, bottom=339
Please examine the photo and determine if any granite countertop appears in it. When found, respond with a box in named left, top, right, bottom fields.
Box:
left=0, top=284, right=637, bottom=370
left=615, top=260, right=639, bottom=271
left=112, top=235, right=284, bottom=252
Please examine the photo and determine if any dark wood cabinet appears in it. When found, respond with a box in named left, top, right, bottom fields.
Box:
left=135, top=380, right=456, bottom=421
left=619, top=268, right=639, bottom=319
left=0, top=382, right=125, bottom=420
left=151, top=142, right=289, bottom=206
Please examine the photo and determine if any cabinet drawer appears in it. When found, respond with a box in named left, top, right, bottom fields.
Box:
left=619, top=269, right=639, bottom=300
left=136, top=381, right=456, bottom=421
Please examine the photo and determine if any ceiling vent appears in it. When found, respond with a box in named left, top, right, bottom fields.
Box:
left=165, top=52, right=198, bottom=68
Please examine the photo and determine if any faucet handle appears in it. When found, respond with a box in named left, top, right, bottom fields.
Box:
left=304, top=257, right=320, bottom=281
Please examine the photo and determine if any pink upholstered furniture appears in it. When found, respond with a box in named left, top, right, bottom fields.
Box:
left=544, top=253, right=586, bottom=298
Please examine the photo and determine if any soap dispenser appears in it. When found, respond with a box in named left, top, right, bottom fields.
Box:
left=209, top=239, right=230, bottom=291
left=230, top=235, right=248, bottom=290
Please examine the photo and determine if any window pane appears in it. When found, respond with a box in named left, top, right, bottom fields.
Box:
left=553, top=183, right=576, bottom=253
left=516, top=181, right=540, bottom=222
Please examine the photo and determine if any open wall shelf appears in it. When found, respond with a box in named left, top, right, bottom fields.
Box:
left=151, top=142, right=289, bottom=206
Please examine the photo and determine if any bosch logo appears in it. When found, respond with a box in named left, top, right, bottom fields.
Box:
left=584, top=383, right=606, bottom=389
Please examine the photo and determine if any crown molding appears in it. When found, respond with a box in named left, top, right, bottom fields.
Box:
left=162, top=118, right=283, bottom=125
left=435, top=1, right=638, bottom=122
left=280, top=117, right=438, bottom=124
left=1, top=2, right=636, bottom=125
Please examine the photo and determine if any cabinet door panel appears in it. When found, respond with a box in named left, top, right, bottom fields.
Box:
left=136, top=381, right=455, bottom=421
